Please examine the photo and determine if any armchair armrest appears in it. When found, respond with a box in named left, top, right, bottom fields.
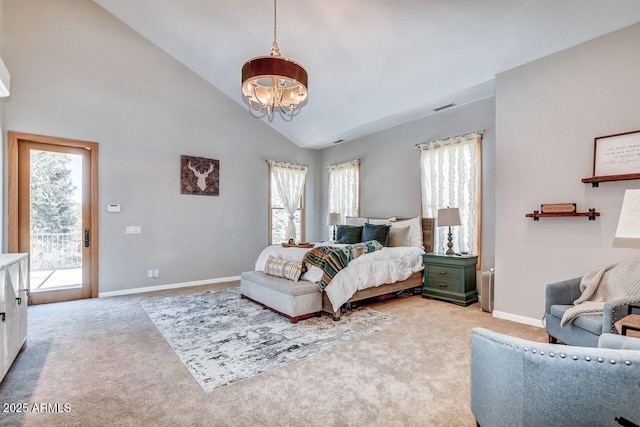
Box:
left=603, top=296, right=640, bottom=334
left=545, top=277, right=582, bottom=315
left=599, top=333, right=640, bottom=350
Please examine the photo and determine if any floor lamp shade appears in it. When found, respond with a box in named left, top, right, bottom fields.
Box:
left=0, top=56, right=11, bottom=97
left=614, top=189, right=640, bottom=248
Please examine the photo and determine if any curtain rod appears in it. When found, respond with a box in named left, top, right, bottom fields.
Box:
left=266, top=159, right=308, bottom=170
left=327, top=159, right=360, bottom=169
left=415, top=129, right=484, bottom=149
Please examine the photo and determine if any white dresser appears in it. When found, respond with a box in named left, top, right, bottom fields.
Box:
left=0, top=253, right=28, bottom=382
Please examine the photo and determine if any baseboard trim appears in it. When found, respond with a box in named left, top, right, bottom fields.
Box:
left=492, top=310, right=544, bottom=328
left=98, top=276, right=241, bottom=298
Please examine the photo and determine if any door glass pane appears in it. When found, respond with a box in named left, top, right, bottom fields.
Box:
left=29, top=150, right=83, bottom=291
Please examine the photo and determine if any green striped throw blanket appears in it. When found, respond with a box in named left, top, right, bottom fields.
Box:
left=302, top=241, right=383, bottom=290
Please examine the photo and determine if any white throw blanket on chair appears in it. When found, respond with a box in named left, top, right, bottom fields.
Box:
left=561, top=260, right=640, bottom=327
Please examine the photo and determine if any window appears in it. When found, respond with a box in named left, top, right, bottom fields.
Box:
left=419, top=132, right=482, bottom=260
left=328, top=160, right=360, bottom=232
left=268, top=161, right=307, bottom=245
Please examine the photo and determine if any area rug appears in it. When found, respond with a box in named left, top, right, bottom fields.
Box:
left=140, top=287, right=398, bottom=393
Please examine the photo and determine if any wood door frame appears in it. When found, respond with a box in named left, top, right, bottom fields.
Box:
left=8, top=131, right=99, bottom=299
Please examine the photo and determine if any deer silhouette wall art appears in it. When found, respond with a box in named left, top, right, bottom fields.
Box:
left=180, top=155, right=220, bottom=196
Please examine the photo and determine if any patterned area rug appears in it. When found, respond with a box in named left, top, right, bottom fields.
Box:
left=140, top=288, right=398, bottom=393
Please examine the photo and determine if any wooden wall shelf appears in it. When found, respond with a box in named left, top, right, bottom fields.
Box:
left=582, top=173, right=640, bottom=187
left=525, top=209, right=600, bottom=221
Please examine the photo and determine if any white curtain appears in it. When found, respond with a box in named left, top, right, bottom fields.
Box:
left=328, top=160, right=360, bottom=223
left=268, top=161, right=308, bottom=241
left=419, top=132, right=481, bottom=255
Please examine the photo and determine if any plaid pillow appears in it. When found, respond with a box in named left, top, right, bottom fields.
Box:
left=264, top=255, right=303, bottom=281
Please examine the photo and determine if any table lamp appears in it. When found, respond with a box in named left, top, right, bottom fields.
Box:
left=327, top=212, right=342, bottom=240
left=438, top=207, right=461, bottom=255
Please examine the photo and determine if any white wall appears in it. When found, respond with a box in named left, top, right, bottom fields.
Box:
left=319, top=98, right=496, bottom=271
left=2, top=0, right=320, bottom=293
left=0, top=0, right=5, bottom=248
left=494, top=23, right=640, bottom=323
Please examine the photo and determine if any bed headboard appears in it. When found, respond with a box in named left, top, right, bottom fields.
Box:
left=422, top=218, right=435, bottom=253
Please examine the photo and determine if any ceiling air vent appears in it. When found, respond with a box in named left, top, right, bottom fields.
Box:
left=332, top=139, right=344, bottom=144
left=433, top=103, right=456, bottom=112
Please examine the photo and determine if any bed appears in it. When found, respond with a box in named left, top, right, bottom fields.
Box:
left=244, top=217, right=435, bottom=321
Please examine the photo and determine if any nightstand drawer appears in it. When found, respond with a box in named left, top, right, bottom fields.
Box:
left=426, top=278, right=459, bottom=293
left=427, top=265, right=460, bottom=280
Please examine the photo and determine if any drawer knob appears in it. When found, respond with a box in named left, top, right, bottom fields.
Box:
left=439, top=271, right=447, bottom=275
left=438, top=283, right=447, bottom=287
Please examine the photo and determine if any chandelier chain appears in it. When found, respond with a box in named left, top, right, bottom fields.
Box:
left=273, top=0, right=277, bottom=45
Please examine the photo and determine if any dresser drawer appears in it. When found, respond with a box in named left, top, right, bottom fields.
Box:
left=426, top=278, right=459, bottom=293
left=427, top=265, right=460, bottom=281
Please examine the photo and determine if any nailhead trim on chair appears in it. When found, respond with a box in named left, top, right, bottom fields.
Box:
left=610, top=299, right=640, bottom=333
left=475, top=332, right=634, bottom=367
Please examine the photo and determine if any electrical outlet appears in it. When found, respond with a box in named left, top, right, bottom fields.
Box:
left=153, top=269, right=160, bottom=279
left=147, top=269, right=153, bottom=278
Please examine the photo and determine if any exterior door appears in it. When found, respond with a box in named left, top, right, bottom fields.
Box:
left=8, top=132, right=99, bottom=304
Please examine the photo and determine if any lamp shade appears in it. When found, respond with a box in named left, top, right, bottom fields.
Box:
left=437, top=208, right=461, bottom=227
left=0, top=56, right=11, bottom=97
left=327, top=212, right=342, bottom=226
left=614, top=189, right=640, bottom=248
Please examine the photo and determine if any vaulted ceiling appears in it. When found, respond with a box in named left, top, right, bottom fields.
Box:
left=92, top=0, right=640, bottom=149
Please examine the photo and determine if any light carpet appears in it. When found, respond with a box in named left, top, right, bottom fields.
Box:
left=140, top=288, right=399, bottom=392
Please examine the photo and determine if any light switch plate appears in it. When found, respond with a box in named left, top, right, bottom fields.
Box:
left=126, top=226, right=142, bottom=234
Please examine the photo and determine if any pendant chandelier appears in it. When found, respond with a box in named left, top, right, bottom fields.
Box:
left=241, top=0, right=308, bottom=120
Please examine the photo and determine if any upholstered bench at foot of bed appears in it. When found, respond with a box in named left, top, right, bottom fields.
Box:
left=240, top=271, right=322, bottom=323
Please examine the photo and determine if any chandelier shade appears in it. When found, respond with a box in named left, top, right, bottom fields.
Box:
left=241, top=0, right=308, bottom=119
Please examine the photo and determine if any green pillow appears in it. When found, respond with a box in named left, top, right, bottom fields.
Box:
left=362, top=223, right=391, bottom=246
left=335, top=225, right=363, bottom=244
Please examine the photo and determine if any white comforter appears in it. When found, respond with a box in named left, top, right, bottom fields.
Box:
left=324, top=246, right=424, bottom=312
left=254, top=244, right=425, bottom=312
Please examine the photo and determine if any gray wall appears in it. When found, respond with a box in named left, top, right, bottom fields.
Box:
left=494, top=23, right=640, bottom=322
left=319, top=98, right=496, bottom=270
left=2, top=0, right=320, bottom=293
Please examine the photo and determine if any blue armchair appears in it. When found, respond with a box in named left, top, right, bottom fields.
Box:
left=471, top=327, right=640, bottom=426
left=545, top=277, right=640, bottom=347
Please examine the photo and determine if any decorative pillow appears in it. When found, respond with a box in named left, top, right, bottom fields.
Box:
left=335, top=225, right=363, bottom=244
left=362, top=223, right=391, bottom=246
left=391, top=216, right=423, bottom=248
left=345, top=216, right=368, bottom=226
left=264, top=255, right=303, bottom=281
left=368, top=216, right=397, bottom=225
left=388, top=225, right=410, bottom=247
left=300, top=265, right=323, bottom=283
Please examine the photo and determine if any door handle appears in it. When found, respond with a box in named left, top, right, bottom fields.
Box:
left=84, top=228, right=90, bottom=248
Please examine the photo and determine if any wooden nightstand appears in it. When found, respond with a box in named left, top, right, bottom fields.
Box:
left=422, top=252, right=478, bottom=306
